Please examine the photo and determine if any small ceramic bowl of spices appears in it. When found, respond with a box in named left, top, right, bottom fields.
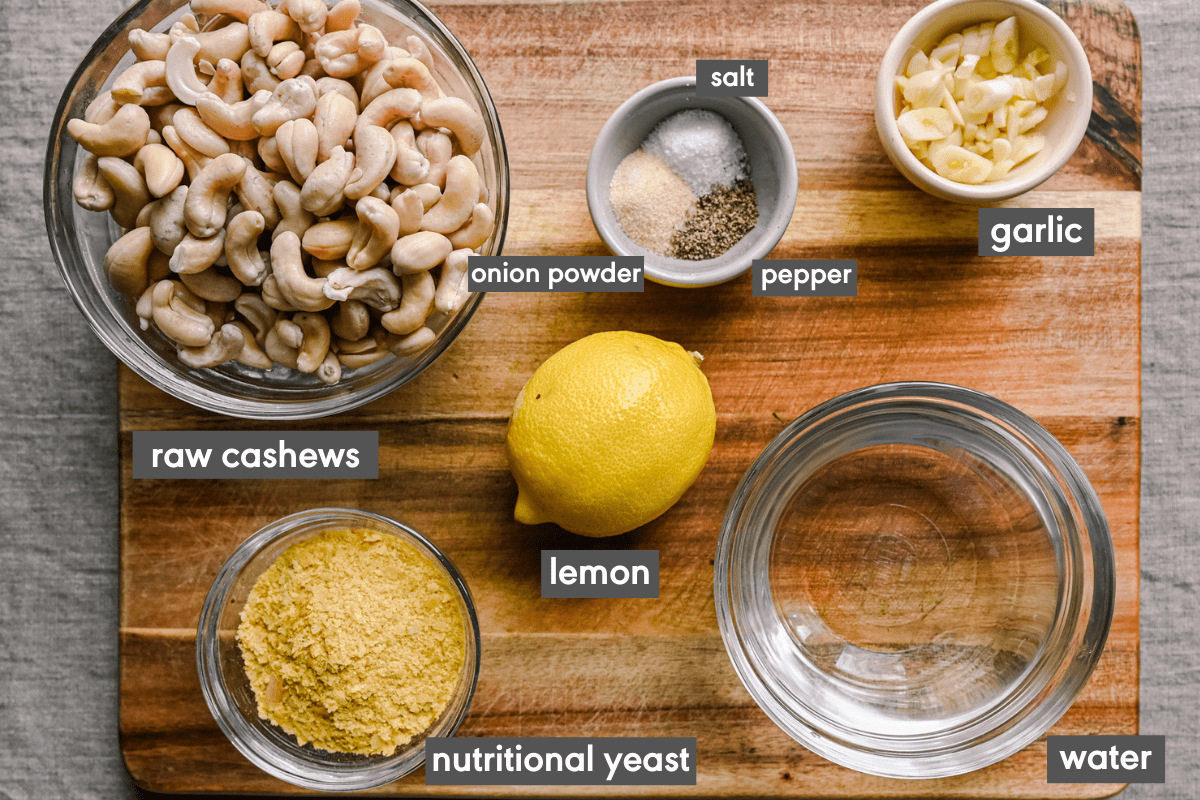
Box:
left=587, top=77, right=798, bottom=287
left=197, top=508, right=481, bottom=791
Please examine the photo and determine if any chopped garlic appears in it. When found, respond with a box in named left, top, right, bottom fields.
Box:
left=895, top=15, right=1069, bottom=184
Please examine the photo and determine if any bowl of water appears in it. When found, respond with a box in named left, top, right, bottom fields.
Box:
left=714, top=382, right=1114, bottom=778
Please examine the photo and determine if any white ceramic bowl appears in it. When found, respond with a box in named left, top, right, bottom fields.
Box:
left=874, top=0, right=1092, bottom=203
left=586, top=76, right=798, bottom=287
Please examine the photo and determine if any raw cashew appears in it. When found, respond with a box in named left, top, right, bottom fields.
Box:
left=276, top=316, right=303, bottom=348
left=356, top=88, right=420, bottom=133
left=225, top=209, right=270, bottom=285
left=73, top=153, right=115, bottom=211
left=325, top=0, right=360, bottom=32
left=148, top=185, right=189, bottom=254
left=315, top=350, right=341, bottom=384
left=336, top=327, right=389, bottom=368
left=346, top=196, right=399, bottom=270
left=248, top=10, right=299, bottom=58
left=97, top=156, right=151, bottom=229
left=151, top=279, right=215, bottom=346
left=252, top=76, right=318, bottom=136
left=112, top=60, right=174, bottom=106
left=420, top=155, right=479, bottom=234
left=391, top=230, right=451, bottom=274
left=181, top=267, right=243, bottom=302
left=196, top=89, right=271, bottom=141
left=136, top=284, right=157, bottom=330
left=129, top=29, right=171, bottom=61
left=416, top=129, right=452, bottom=188
left=240, top=49, right=281, bottom=94
left=261, top=274, right=297, bottom=311
left=381, top=270, right=434, bottom=335
left=170, top=229, right=227, bottom=274
left=330, top=299, right=369, bottom=340
left=272, top=178, right=314, bottom=240
left=345, top=123, right=395, bottom=199
left=165, top=36, right=209, bottom=106
left=178, top=322, right=244, bottom=368
left=302, top=217, right=357, bottom=259
left=315, top=25, right=386, bottom=78
left=418, top=97, right=485, bottom=156
left=435, top=247, right=472, bottom=313
left=85, top=92, right=120, bottom=128
left=293, top=311, right=331, bottom=372
left=104, top=226, right=156, bottom=297
left=299, top=144, right=353, bottom=216
left=234, top=160, right=283, bottom=230
left=257, top=133, right=288, bottom=173
left=172, top=107, right=230, bottom=157
left=447, top=202, right=494, bottom=250
left=405, top=35, right=435, bottom=73
left=207, top=59, right=244, bottom=105
left=381, top=58, right=440, bottom=102
left=276, top=117, right=319, bottom=183
left=193, top=22, right=253, bottom=64
left=227, top=319, right=273, bottom=368
left=234, top=293, right=276, bottom=343
left=322, top=266, right=400, bottom=310
left=284, top=0, right=327, bottom=34
left=313, top=90, right=357, bottom=162
left=271, top=230, right=334, bottom=311
left=409, top=181, right=441, bottom=211
left=263, top=318, right=301, bottom=367
left=386, top=326, right=435, bottom=357
left=184, top=152, right=246, bottom=237
left=67, top=103, right=150, bottom=157
left=389, top=121, right=429, bottom=185
left=168, top=13, right=200, bottom=41
left=391, top=187, right=424, bottom=235
left=190, top=0, right=268, bottom=23
left=267, top=41, right=305, bottom=80
left=314, top=77, right=359, bottom=108
left=358, top=46, right=410, bottom=110
left=162, top=124, right=211, bottom=181
left=134, top=143, right=185, bottom=198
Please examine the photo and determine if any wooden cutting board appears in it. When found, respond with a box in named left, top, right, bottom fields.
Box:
left=118, top=0, right=1141, bottom=795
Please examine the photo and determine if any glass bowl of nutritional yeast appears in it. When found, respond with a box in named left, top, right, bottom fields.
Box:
left=197, top=508, right=481, bottom=790
left=714, top=382, right=1114, bottom=778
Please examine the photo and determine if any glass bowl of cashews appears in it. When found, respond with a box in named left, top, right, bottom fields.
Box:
left=45, top=0, right=508, bottom=419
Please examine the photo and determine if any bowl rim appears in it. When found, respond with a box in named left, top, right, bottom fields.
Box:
left=43, top=0, right=508, bottom=420
left=713, top=381, right=1116, bottom=778
left=196, top=506, right=482, bottom=791
left=585, top=75, right=799, bottom=287
left=873, top=0, right=1094, bottom=204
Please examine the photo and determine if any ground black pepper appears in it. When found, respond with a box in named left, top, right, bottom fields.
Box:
left=670, top=179, right=758, bottom=260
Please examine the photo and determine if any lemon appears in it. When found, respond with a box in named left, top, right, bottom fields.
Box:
left=506, top=331, right=716, bottom=538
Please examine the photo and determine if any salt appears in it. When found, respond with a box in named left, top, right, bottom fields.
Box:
left=643, top=109, right=748, bottom=196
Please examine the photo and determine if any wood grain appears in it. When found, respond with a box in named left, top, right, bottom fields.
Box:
left=119, top=0, right=1142, bottom=796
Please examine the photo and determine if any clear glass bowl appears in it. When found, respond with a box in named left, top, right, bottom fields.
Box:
left=44, top=0, right=508, bottom=419
left=197, top=508, right=481, bottom=791
left=714, top=382, right=1114, bottom=778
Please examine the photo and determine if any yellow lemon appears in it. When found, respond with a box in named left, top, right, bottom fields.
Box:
left=506, top=331, right=716, bottom=537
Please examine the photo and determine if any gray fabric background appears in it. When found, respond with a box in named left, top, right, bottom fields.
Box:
left=1, top=0, right=1194, bottom=796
